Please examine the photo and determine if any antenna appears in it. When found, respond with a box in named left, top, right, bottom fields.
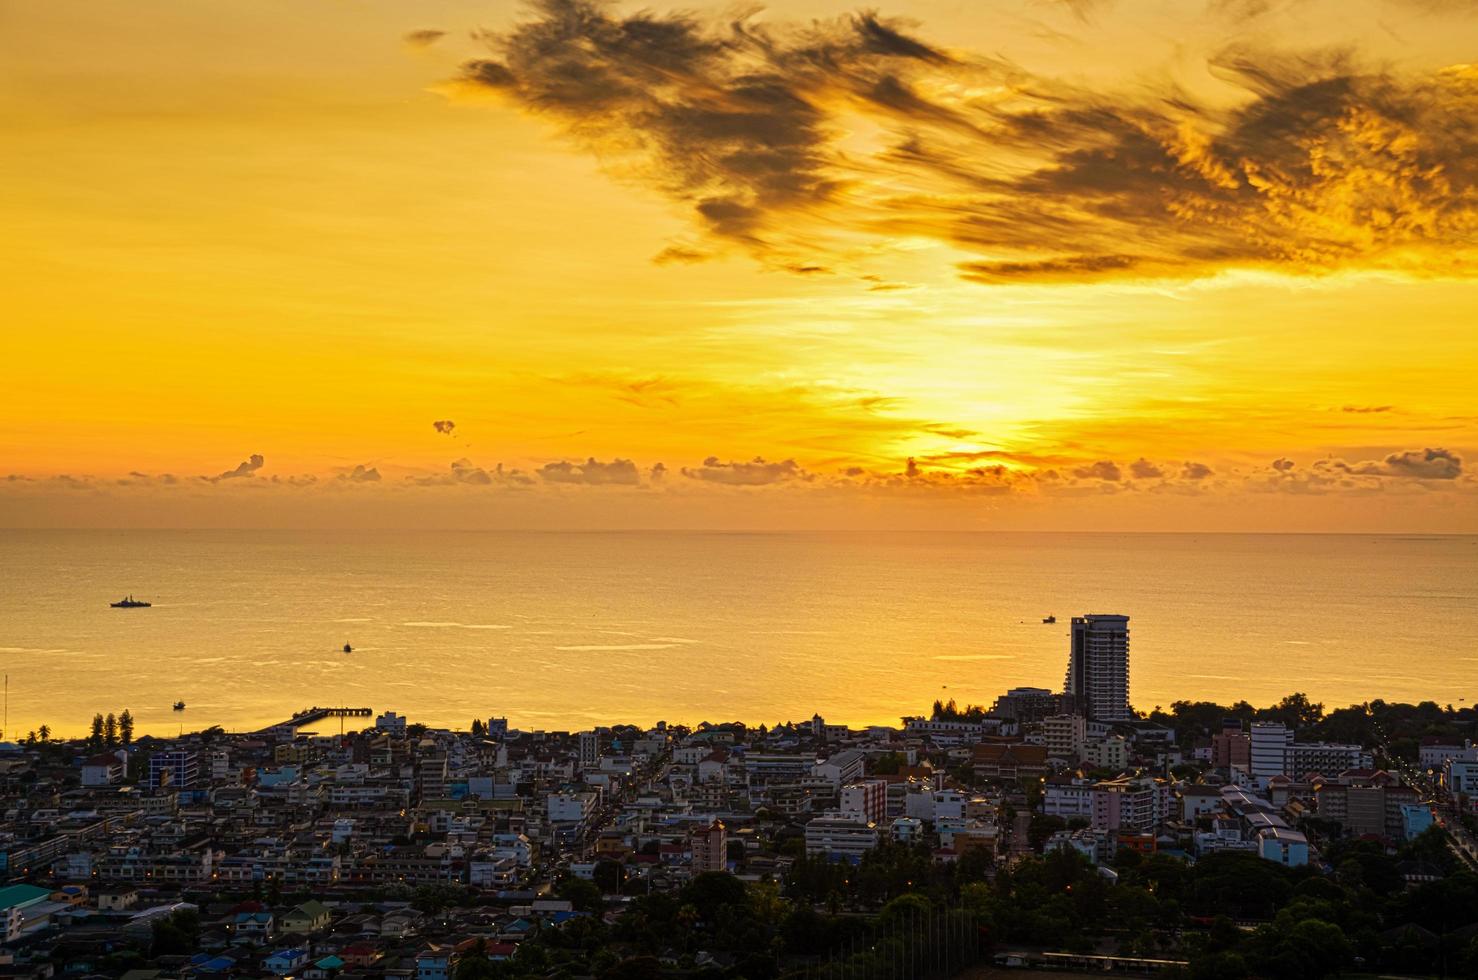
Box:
left=3, top=674, right=7, bottom=742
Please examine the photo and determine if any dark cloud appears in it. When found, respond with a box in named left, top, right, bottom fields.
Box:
left=682, top=455, right=811, bottom=485
left=1129, top=457, right=1165, bottom=479
left=1181, top=461, right=1215, bottom=480
left=538, top=457, right=643, bottom=486
left=211, top=454, right=264, bottom=482
left=1341, top=404, right=1394, bottom=413
left=1313, top=446, right=1462, bottom=480
left=340, top=464, right=382, bottom=483
left=1072, top=460, right=1123, bottom=481
left=1272, top=457, right=1297, bottom=471
left=460, top=1, right=1478, bottom=282
left=432, top=420, right=456, bottom=435
left=450, top=458, right=493, bottom=484
left=404, top=29, right=447, bottom=49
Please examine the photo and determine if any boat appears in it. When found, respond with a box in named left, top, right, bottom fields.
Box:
left=111, top=595, right=152, bottom=608
left=1042, top=615, right=1056, bottom=624
left=173, top=701, right=186, bottom=711
left=342, top=643, right=353, bottom=653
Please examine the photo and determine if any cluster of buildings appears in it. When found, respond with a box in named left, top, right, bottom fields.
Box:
left=0, top=613, right=1469, bottom=977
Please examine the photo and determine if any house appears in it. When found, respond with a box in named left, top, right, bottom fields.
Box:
left=81, top=751, right=126, bottom=787
left=339, top=941, right=383, bottom=968
left=97, top=888, right=139, bottom=912
left=0, top=884, right=55, bottom=944
left=231, top=910, right=275, bottom=939
left=304, top=954, right=345, bottom=979
left=263, top=947, right=310, bottom=976
left=379, top=908, right=422, bottom=937
left=416, top=940, right=482, bottom=980
left=971, top=742, right=1049, bottom=781
left=280, top=899, right=331, bottom=934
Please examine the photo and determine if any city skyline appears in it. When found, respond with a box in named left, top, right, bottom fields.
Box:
left=4, top=0, right=1478, bottom=531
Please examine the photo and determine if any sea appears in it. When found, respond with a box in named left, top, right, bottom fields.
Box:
left=0, top=530, right=1474, bottom=739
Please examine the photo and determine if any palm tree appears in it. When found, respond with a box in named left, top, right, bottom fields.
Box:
left=37, top=725, right=50, bottom=743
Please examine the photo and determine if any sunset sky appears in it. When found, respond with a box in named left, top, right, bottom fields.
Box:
left=3, top=0, right=1477, bottom=530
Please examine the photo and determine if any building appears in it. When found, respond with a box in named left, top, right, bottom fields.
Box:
left=839, top=780, right=888, bottom=825
left=1258, top=827, right=1309, bottom=867
left=1064, top=614, right=1131, bottom=722
left=804, top=812, right=880, bottom=863
left=1284, top=742, right=1373, bottom=777
left=1090, top=777, right=1169, bottom=833
left=1085, top=736, right=1130, bottom=771
left=280, top=900, right=332, bottom=934
left=579, top=731, right=601, bottom=770
left=1401, top=803, right=1434, bottom=840
left=1249, top=722, right=1291, bottom=784
left=546, top=792, right=597, bottom=845
left=1445, top=759, right=1478, bottom=799
left=1043, top=778, right=1095, bottom=821
left=689, top=820, right=727, bottom=874
left=81, top=751, right=126, bottom=787
left=972, top=742, right=1049, bottom=781
left=1315, top=773, right=1419, bottom=840
left=1419, top=739, right=1478, bottom=768
left=812, top=750, right=866, bottom=788
left=375, top=711, right=408, bottom=737
left=148, top=750, right=198, bottom=790
left=1211, top=721, right=1251, bottom=771
left=1042, top=714, right=1086, bottom=760
left=990, top=687, right=1061, bottom=723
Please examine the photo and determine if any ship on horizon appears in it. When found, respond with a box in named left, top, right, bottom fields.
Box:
left=110, top=595, right=151, bottom=608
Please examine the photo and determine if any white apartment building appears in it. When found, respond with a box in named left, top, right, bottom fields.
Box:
left=1445, top=760, right=1478, bottom=797
left=839, top=780, right=888, bottom=825
left=1284, top=742, right=1372, bottom=776
left=1250, top=722, right=1292, bottom=784
left=1043, top=714, right=1087, bottom=760
left=804, top=812, right=880, bottom=862
left=1064, top=614, right=1131, bottom=722
left=1085, top=736, right=1130, bottom=771
left=1421, top=740, right=1478, bottom=768
left=1043, top=778, right=1095, bottom=821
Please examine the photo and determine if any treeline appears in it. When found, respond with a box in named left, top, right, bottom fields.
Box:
left=86, top=709, right=135, bottom=749
left=1148, top=694, right=1476, bottom=759
left=932, top=698, right=990, bottom=722
left=305, top=833, right=1478, bottom=979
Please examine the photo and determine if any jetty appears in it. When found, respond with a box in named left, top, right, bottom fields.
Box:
left=256, top=705, right=373, bottom=736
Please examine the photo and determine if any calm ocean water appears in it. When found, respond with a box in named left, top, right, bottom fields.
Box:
left=0, top=530, right=1474, bottom=739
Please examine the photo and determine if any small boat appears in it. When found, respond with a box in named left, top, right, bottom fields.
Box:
left=1042, top=615, right=1056, bottom=624
left=342, top=643, right=353, bottom=653
left=173, top=701, right=186, bottom=711
left=111, top=595, right=152, bottom=608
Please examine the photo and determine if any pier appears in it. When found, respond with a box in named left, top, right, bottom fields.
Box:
left=257, top=706, right=373, bottom=735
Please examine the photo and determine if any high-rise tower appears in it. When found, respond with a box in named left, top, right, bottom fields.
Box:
left=1064, top=614, right=1131, bottom=721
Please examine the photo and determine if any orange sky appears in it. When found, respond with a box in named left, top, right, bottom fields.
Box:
left=2, top=0, right=1477, bottom=530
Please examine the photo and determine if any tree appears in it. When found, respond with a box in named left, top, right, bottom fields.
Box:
left=470, top=718, right=485, bottom=736
left=90, top=714, right=105, bottom=748
left=37, top=724, right=50, bottom=743
left=557, top=876, right=604, bottom=912
left=453, top=940, right=508, bottom=980
left=118, top=709, right=134, bottom=745
left=593, top=859, right=625, bottom=894
left=150, top=908, right=200, bottom=956
left=104, top=713, right=118, bottom=747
